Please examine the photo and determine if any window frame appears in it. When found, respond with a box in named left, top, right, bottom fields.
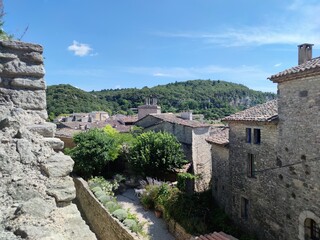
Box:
left=246, top=128, right=251, bottom=143
left=241, top=197, right=249, bottom=220
left=253, top=128, right=261, bottom=144
left=247, top=153, right=255, bottom=178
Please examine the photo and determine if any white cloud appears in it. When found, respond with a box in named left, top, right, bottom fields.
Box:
left=274, top=63, right=282, bottom=67
left=153, top=1, right=320, bottom=47
left=67, top=40, right=93, bottom=57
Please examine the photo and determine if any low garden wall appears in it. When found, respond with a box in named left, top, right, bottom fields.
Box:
left=74, top=177, right=139, bottom=240
left=168, top=219, right=193, bottom=240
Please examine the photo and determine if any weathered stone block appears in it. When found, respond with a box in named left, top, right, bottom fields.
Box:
left=11, top=78, right=46, bottom=90
left=46, top=176, right=76, bottom=205
left=41, top=152, right=74, bottom=178
left=0, top=52, right=18, bottom=60
left=27, top=122, right=56, bottom=137
left=0, top=41, right=43, bottom=53
left=43, top=137, right=64, bottom=151
left=17, top=197, right=53, bottom=218
left=0, top=59, right=45, bottom=78
left=16, top=139, right=35, bottom=164
left=22, top=52, right=43, bottom=64
left=0, top=88, right=46, bottom=110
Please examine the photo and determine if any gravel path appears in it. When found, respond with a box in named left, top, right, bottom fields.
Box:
left=116, top=189, right=175, bottom=240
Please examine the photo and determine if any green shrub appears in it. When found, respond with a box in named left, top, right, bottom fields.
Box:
left=129, top=131, right=188, bottom=177
left=67, top=128, right=119, bottom=178
left=94, top=190, right=105, bottom=198
left=89, top=182, right=100, bottom=189
left=89, top=176, right=117, bottom=196
left=177, top=173, right=197, bottom=192
left=112, top=209, right=128, bottom=221
left=91, top=186, right=102, bottom=193
left=105, top=201, right=121, bottom=213
left=123, top=219, right=138, bottom=231
left=98, top=194, right=112, bottom=203
left=140, top=185, right=160, bottom=210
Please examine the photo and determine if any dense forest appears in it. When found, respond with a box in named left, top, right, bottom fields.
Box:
left=46, top=80, right=275, bottom=120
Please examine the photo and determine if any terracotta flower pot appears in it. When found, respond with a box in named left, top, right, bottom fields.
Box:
left=155, top=210, right=162, bottom=218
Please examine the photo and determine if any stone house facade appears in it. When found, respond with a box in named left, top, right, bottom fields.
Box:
left=135, top=113, right=212, bottom=191
left=268, top=43, right=320, bottom=240
left=210, top=44, right=320, bottom=240
left=206, top=127, right=230, bottom=211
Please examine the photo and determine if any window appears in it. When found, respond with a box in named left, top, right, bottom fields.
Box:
left=247, top=153, right=255, bottom=177
left=254, top=128, right=261, bottom=144
left=305, top=218, right=320, bottom=240
left=246, top=128, right=251, bottom=143
left=241, top=197, right=249, bottom=220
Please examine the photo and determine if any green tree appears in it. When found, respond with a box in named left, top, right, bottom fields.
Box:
left=68, top=128, right=119, bottom=178
left=129, top=131, right=188, bottom=177
left=0, top=0, right=12, bottom=40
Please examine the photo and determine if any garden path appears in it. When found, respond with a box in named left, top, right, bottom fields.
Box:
left=116, top=189, right=175, bottom=240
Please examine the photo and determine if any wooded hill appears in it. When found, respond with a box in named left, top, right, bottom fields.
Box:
left=46, top=80, right=275, bottom=120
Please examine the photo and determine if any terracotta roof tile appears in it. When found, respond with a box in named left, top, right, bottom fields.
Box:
left=150, top=113, right=210, bottom=128
left=55, top=128, right=81, bottom=138
left=222, top=100, right=278, bottom=122
left=206, top=127, right=229, bottom=145
left=269, top=57, right=320, bottom=81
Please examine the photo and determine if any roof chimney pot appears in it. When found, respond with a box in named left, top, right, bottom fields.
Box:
left=298, top=43, right=313, bottom=65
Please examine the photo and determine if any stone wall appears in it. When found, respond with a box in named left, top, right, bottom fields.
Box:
left=0, top=41, right=96, bottom=239
left=167, top=219, right=193, bottom=240
left=227, top=122, right=280, bottom=239
left=192, top=127, right=212, bottom=191
left=275, top=75, right=320, bottom=240
left=74, top=178, right=140, bottom=240
left=211, top=144, right=229, bottom=212
left=0, top=41, right=47, bottom=119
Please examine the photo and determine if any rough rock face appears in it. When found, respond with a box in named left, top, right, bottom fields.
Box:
left=0, top=41, right=96, bottom=239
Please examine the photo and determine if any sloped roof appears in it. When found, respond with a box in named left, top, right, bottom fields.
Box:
left=148, top=113, right=211, bottom=128
left=269, top=57, right=320, bottom=82
left=194, top=231, right=238, bottom=240
left=222, top=100, right=278, bottom=122
left=206, top=127, right=229, bottom=146
left=55, top=128, right=81, bottom=138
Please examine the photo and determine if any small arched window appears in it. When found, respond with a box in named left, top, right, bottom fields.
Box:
left=305, top=218, right=320, bottom=240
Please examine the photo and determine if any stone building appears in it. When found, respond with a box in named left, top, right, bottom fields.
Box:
left=206, top=127, right=230, bottom=211
left=221, top=100, right=279, bottom=239
left=135, top=112, right=212, bottom=191
left=268, top=43, right=320, bottom=240
left=211, top=44, right=320, bottom=240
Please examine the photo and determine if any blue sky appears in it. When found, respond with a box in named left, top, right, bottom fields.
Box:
left=4, top=0, right=320, bottom=92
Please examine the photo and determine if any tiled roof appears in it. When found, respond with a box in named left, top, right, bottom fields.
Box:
left=149, top=113, right=211, bottom=128
left=57, top=120, right=132, bottom=133
left=269, top=57, right=320, bottom=82
left=120, top=115, right=138, bottom=124
left=206, top=127, right=229, bottom=145
left=222, top=100, right=278, bottom=122
left=194, top=231, right=238, bottom=240
left=55, top=128, right=81, bottom=138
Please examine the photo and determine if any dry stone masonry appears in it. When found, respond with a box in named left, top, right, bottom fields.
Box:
left=0, top=41, right=96, bottom=239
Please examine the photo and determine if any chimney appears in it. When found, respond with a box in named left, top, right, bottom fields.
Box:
left=180, top=111, right=193, bottom=121
left=298, top=43, right=313, bottom=65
